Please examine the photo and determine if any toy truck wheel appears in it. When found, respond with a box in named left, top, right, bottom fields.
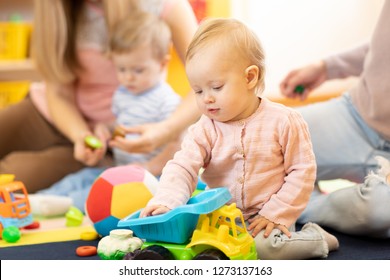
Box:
left=193, top=248, right=229, bottom=260
left=125, top=245, right=174, bottom=260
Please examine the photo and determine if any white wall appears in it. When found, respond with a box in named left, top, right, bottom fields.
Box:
left=230, top=0, right=384, bottom=95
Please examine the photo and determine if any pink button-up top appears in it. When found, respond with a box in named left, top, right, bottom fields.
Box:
left=148, top=98, right=316, bottom=227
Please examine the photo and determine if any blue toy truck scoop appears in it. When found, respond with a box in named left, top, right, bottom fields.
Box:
left=118, top=188, right=232, bottom=244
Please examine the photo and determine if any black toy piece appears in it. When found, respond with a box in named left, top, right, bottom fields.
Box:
left=124, top=245, right=174, bottom=260
left=193, top=248, right=229, bottom=260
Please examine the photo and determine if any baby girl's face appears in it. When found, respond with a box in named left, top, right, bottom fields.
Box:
left=186, top=46, right=259, bottom=122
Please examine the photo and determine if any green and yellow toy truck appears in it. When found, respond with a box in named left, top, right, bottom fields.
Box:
left=116, top=188, right=257, bottom=260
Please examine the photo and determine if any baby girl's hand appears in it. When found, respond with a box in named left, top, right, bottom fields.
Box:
left=248, top=215, right=291, bottom=238
left=140, top=204, right=170, bottom=218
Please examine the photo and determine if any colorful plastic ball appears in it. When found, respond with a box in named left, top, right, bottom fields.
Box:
left=85, top=165, right=158, bottom=237
left=2, top=226, right=21, bottom=243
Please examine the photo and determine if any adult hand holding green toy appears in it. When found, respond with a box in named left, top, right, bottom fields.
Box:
left=84, top=135, right=103, bottom=149
left=294, top=84, right=305, bottom=94
left=280, top=60, right=327, bottom=100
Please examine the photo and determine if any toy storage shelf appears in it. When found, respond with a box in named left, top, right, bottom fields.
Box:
left=0, top=0, right=37, bottom=82
left=0, top=59, right=40, bottom=81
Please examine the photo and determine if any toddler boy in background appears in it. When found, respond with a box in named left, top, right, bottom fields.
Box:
left=29, top=12, right=181, bottom=216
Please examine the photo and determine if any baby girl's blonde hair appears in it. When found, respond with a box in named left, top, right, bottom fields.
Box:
left=186, top=18, right=266, bottom=93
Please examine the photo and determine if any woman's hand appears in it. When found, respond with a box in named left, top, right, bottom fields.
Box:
left=248, top=215, right=291, bottom=238
left=74, top=124, right=110, bottom=166
left=109, top=122, right=173, bottom=154
left=94, top=122, right=112, bottom=144
left=74, top=135, right=104, bottom=166
left=279, top=60, right=327, bottom=101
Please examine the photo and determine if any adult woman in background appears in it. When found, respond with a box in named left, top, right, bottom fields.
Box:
left=279, top=0, right=390, bottom=237
left=0, top=0, right=199, bottom=192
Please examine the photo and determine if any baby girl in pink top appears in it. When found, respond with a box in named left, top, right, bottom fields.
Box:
left=141, top=18, right=339, bottom=259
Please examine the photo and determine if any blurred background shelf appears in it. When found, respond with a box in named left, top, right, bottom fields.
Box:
left=0, top=0, right=36, bottom=83
left=0, top=59, right=40, bottom=81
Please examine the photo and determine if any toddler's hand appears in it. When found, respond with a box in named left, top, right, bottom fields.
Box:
left=248, top=215, right=291, bottom=238
left=140, top=204, right=170, bottom=218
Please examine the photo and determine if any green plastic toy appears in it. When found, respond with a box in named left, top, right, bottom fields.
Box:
left=65, top=206, right=84, bottom=227
left=294, top=84, right=305, bottom=94
left=2, top=226, right=21, bottom=243
left=84, top=136, right=103, bottom=149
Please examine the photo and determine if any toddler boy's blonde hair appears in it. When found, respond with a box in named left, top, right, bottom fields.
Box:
left=109, top=11, right=172, bottom=60
left=186, top=18, right=266, bottom=93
